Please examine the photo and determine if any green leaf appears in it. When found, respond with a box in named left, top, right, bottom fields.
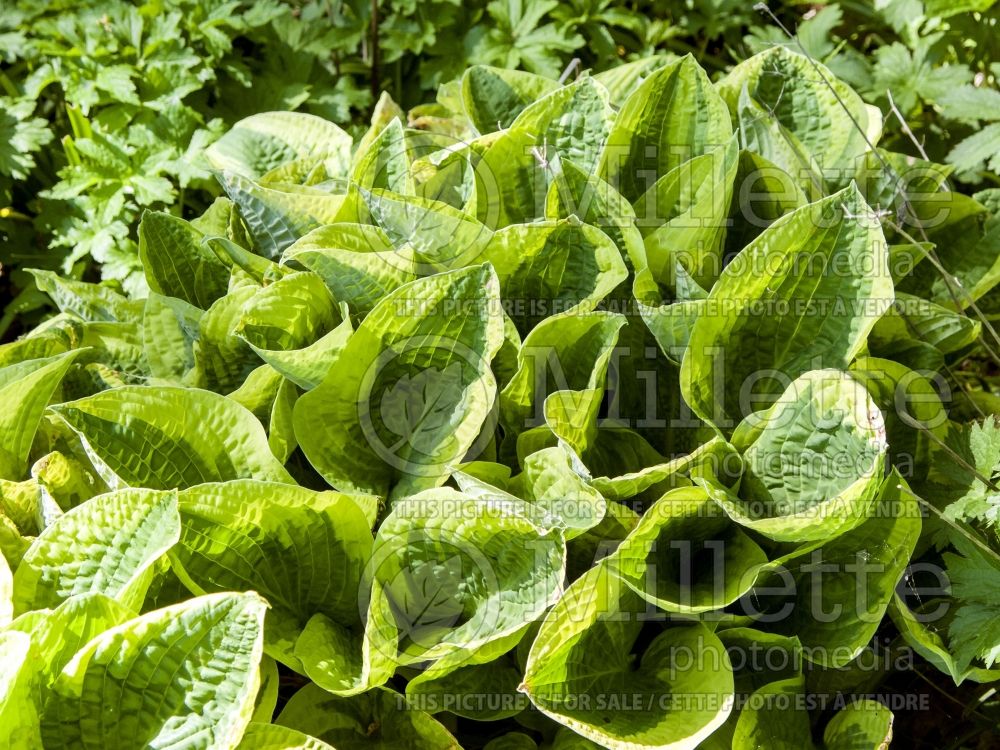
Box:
left=633, top=138, right=739, bottom=288
left=822, top=700, right=894, bottom=750
left=718, top=47, right=881, bottom=193
left=0, top=631, right=41, bottom=748
left=765, top=472, right=921, bottom=667
left=276, top=686, right=461, bottom=749
left=50, top=385, right=294, bottom=489
left=138, top=211, right=231, bottom=309
left=170, top=480, right=375, bottom=673
left=599, top=54, right=733, bottom=201
left=295, top=265, right=504, bottom=499
left=681, top=185, right=893, bottom=428
left=371, top=487, right=565, bottom=664
left=607, top=486, right=767, bottom=613
left=350, top=118, right=413, bottom=194
left=522, top=562, right=733, bottom=748
left=281, top=224, right=419, bottom=315
left=462, top=65, right=560, bottom=133
left=5, top=592, right=133, bottom=688
left=206, top=111, right=352, bottom=179
left=221, top=172, right=347, bottom=259
left=41, top=592, right=267, bottom=749
left=29, top=269, right=143, bottom=322
left=481, top=218, right=628, bottom=334
left=506, top=77, right=614, bottom=173
left=0, top=351, right=81, bottom=480
left=703, top=370, right=887, bottom=542
left=13, top=488, right=179, bottom=614
left=237, top=723, right=336, bottom=750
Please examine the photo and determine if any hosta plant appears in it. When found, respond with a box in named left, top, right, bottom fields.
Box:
left=1, top=47, right=1000, bottom=748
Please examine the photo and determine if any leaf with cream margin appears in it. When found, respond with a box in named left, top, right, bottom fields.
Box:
left=237, top=723, right=336, bottom=750
left=521, top=562, right=734, bottom=749
left=505, top=77, right=615, bottom=173
left=360, top=188, right=495, bottom=274
left=605, top=486, right=767, bottom=613
left=700, top=370, right=887, bottom=542
left=0, top=550, right=11, bottom=625
left=12, top=488, right=179, bottom=614
left=371, top=487, right=565, bottom=666
left=50, top=385, right=294, bottom=490
left=350, top=117, right=413, bottom=194
left=235, top=271, right=353, bottom=389
left=759, top=473, right=920, bottom=667
left=169, top=480, right=383, bottom=690
left=822, top=700, right=894, bottom=750
left=633, top=137, right=739, bottom=289
left=599, top=54, right=733, bottom=202
left=717, top=46, right=881, bottom=193
left=5, top=592, right=133, bottom=687
left=220, top=172, right=348, bottom=259
left=276, top=685, right=461, bottom=749
left=499, top=310, right=626, bottom=443
left=295, top=265, right=504, bottom=500
left=281, top=224, right=419, bottom=315
left=681, top=184, right=893, bottom=428
left=482, top=219, right=628, bottom=336
left=206, top=111, right=352, bottom=179
left=0, top=350, right=81, bottom=480
left=138, top=211, right=230, bottom=309
left=0, top=631, right=41, bottom=748
left=40, top=592, right=266, bottom=750
left=462, top=66, right=559, bottom=134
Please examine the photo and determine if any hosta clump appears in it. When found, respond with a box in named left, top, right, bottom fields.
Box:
left=1, top=46, right=999, bottom=749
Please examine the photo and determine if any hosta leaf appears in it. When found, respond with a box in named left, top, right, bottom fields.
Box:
left=0, top=350, right=81, bottom=480
left=718, top=47, right=881, bottom=192
left=195, top=285, right=261, bottom=393
left=138, top=211, right=231, bottom=309
left=41, top=592, right=266, bottom=750
left=50, top=386, right=293, bottom=489
left=481, top=219, right=628, bottom=334
left=143, top=294, right=202, bottom=383
left=295, top=265, right=504, bottom=499
left=12, top=488, right=179, bottom=614
left=593, top=56, right=675, bottom=107
left=703, top=370, right=887, bottom=542
left=350, top=117, right=413, bottom=194
left=29, top=269, right=143, bottom=323
left=276, top=685, right=461, bottom=749
left=0, top=631, right=40, bottom=748
left=462, top=66, right=559, bottom=133
left=235, top=272, right=351, bottom=389
left=221, top=172, right=347, bottom=259
left=506, top=77, right=614, bottom=173
left=681, top=185, right=893, bottom=428
left=169, top=480, right=374, bottom=672
left=360, top=188, right=494, bottom=274
left=281, top=224, right=419, bottom=314
left=823, top=700, right=894, bottom=749
left=764, top=473, right=920, bottom=667
left=633, top=137, right=739, bottom=288
left=5, top=592, right=133, bottom=687
left=521, top=562, right=733, bottom=749
left=500, top=310, right=626, bottom=442
left=600, top=54, right=733, bottom=201
left=0, top=550, right=10, bottom=624
left=237, top=723, right=336, bottom=750
left=293, top=580, right=397, bottom=696
left=371, top=487, right=565, bottom=665
left=206, top=111, right=352, bottom=180
left=606, top=486, right=767, bottom=613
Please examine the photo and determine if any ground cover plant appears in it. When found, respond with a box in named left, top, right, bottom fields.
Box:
left=2, top=0, right=1000, bottom=334
left=1, top=28, right=1000, bottom=750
